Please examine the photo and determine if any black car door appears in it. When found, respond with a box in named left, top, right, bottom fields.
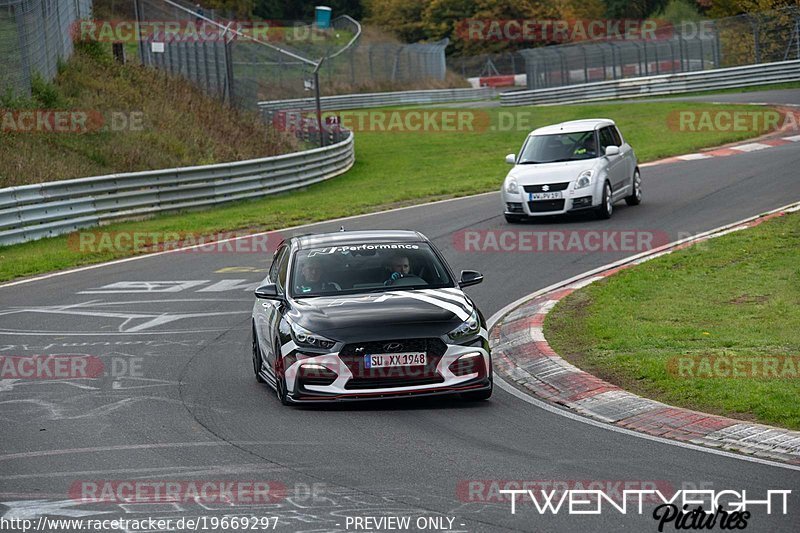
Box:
left=258, top=246, right=290, bottom=376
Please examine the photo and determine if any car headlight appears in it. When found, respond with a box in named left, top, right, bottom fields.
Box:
left=288, top=320, right=336, bottom=351
left=575, top=169, right=593, bottom=189
left=447, top=308, right=481, bottom=342
left=504, top=176, right=519, bottom=194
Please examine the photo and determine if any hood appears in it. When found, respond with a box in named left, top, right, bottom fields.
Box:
left=289, top=289, right=474, bottom=342
left=508, top=160, right=598, bottom=186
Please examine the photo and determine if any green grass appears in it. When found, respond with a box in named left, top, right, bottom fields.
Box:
left=545, top=212, right=800, bottom=429
left=0, top=100, right=777, bottom=282
left=0, top=41, right=297, bottom=187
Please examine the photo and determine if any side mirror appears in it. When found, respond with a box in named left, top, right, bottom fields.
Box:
left=254, top=283, right=282, bottom=300
left=605, top=145, right=620, bottom=157
left=458, top=270, right=484, bottom=288
left=505, top=153, right=516, bottom=164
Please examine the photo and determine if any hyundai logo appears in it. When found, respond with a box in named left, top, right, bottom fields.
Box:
left=542, top=184, right=550, bottom=191
left=384, top=342, right=403, bottom=352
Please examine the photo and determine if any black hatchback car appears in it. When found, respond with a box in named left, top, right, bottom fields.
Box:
left=251, top=230, right=492, bottom=404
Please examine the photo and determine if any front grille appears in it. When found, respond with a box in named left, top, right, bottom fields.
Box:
left=528, top=200, right=565, bottom=212
left=346, top=376, right=445, bottom=390
left=340, top=338, right=447, bottom=390
left=523, top=182, right=570, bottom=193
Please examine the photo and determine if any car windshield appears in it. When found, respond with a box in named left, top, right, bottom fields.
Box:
left=518, top=131, right=598, bottom=164
left=290, top=242, right=454, bottom=298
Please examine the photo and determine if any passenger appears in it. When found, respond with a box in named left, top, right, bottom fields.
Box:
left=296, top=257, right=340, bottom=293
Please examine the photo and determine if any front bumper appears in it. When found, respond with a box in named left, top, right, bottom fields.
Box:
left=283, top=342, right=491, bottom=403
left=503, top=187, right=600, bottom=216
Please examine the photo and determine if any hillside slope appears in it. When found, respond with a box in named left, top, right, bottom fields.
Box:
left=0, top=41, right=298, bottom=188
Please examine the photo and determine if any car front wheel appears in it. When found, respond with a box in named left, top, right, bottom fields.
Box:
left=274, top=345, right=291, bottom=406
left=596, top=181, right=613, bottom=219
left=625, top=169, right=642, bottom=206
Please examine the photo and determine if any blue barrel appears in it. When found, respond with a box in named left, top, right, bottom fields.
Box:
left=315, top=6, right=332, bottom=29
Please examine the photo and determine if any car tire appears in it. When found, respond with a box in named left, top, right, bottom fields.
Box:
left=625, top=169, right=642, bottom=206
left=462, top=382, right=493, bottom=401
left=274, top=344, right=291, bottom=406
left=505, top=214, right=524, bottom=224
left=252, top=324, right=266, bottom=384
left=595, top=181, right=613, bottom=219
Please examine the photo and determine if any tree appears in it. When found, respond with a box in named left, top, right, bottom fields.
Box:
left=363, top=0, right=428, bottom=43
left=202, top=0, right=255, bottom=18
left=604, top=0, right=669, bottom=18
left=365, top=0, right=609, bottom=55
left=253, top=0, right=363, bottom=21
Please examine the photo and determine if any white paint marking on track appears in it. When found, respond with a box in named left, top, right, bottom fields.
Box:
left=0, top=441, right=317, bottom=462
left=529, top=327, right=545, bottom=342
left=782, top=134, right=800, bottom=142
left=677, top=153, right=712, bottom=160
left=730, top=143, right=771, bottom=152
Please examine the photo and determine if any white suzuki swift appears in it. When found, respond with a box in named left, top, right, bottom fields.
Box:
left=501, top=119, right=641, bottom=221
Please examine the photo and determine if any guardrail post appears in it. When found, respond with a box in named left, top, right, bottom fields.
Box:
left=752, top=18, right=761, bottom=64
left=134, top=0, right=145, bottom=65
left=643, top=41, right=649, bottom=75
left=223, top=27, right=235, bottom=106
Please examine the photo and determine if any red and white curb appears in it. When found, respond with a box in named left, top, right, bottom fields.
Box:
left=489, top=202, right=800, bottom=465
left=642, top=134, right=800, bottom=167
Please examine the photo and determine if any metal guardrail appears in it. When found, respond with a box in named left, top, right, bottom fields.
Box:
left=258, top=87, right=496, bottom=112
left=0, top=132, right=354, bottom=246
left=500, top=60, right=800, bottom=106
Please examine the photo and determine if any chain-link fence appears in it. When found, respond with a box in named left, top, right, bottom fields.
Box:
left=519, top=7, right=800, bottom=90
left=454, top=52, right=526, bottom=79
left=0, top=0, right=92, bottom=98
left=134, top=0, right=449, bottom=109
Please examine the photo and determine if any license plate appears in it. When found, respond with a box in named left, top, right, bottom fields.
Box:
left=364, top=352, right=426, bottom=368
left=529, top=191, right=563, bottom=201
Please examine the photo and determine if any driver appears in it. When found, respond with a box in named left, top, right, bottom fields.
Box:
left=384, top=254, right=411, bottom=286
left=573, top=135, right=596, bottom=157
left=296, top=257, right=340, bottom=294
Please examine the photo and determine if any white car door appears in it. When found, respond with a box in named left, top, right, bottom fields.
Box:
left=613, top=126, right=636, bottom=191
left=599, top=127, right=627, bottom=196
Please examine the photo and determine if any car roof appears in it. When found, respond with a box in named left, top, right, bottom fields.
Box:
left=529, top=118, right=616, bottom=136
left=293, top=230, right=427, bottom=249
